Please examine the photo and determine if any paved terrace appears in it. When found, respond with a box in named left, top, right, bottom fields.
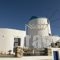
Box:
left=0, top=56, right=52, bottom=60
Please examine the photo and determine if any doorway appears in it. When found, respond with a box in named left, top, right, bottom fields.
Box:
left=53, top=51, right=59, bottom=60
left=13, top=38, right=21, bottom=52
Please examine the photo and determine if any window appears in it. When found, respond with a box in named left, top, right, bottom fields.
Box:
left=14, top=38, right=21, bottom=48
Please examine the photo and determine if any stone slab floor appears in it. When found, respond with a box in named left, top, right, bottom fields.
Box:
left=0, top=56, right=52, bottom=60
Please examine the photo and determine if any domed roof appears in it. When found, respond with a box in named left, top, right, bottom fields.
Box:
left=29, top=16, right=38, bottom=20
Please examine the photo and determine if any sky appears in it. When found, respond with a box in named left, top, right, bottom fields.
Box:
left=0, top=0, right=60, bottom=36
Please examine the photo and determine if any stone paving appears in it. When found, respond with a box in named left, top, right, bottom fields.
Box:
left=0, top=56, right=52, bottom=60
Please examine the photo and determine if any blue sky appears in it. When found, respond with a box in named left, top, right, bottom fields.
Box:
left=0, top=0, right=60, bottom=36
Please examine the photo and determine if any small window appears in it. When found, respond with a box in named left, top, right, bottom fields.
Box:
left=14, top=38, right=21, bottom=48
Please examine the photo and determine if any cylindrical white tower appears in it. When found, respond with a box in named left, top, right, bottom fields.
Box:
left=26, top=17, right=51, bottom=48
left=27, top=17, right=51, bottom=36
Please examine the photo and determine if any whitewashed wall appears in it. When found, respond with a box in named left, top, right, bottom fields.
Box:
left=0, top=28, right=26, bottom=53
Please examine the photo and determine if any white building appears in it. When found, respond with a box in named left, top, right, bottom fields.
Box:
left=25, top=17, right=60, bottom=48
left=0, top=28, right=26, bottom=53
